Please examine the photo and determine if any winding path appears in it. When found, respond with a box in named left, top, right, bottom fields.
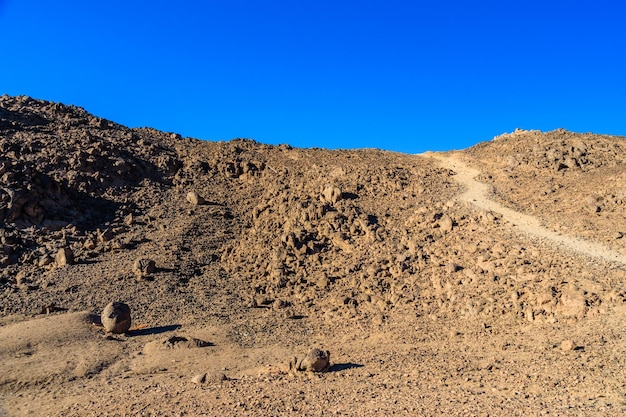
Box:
left=422, top=151, right=626, bottom=266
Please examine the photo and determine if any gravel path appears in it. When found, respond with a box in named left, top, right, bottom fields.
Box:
left=423, top=151, right=626, bottom=267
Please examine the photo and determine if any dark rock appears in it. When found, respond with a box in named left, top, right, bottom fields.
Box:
left=101, top=301, right=132, bottom=334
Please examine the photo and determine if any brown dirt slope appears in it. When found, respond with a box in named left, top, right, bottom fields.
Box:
left=2, top=97, right=626, bottom=416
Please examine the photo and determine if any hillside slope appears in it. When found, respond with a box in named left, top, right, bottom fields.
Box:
left=2, top=96, right=626, bottom=416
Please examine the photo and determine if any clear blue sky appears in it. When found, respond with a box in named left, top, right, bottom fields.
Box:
left=1, top=1, right=625, bottom=153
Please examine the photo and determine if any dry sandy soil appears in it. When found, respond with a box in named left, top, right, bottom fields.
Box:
left=2, top=96, right=626, bottom=416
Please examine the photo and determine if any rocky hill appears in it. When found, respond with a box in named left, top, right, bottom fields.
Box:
left=1, top=95, right=626, bottom=416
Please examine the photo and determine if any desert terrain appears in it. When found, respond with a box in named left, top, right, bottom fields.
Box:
left=1, top=95, right=626, bottom=416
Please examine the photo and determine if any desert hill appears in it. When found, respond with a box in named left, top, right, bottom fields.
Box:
left=1, top=95, right=626, bottom=416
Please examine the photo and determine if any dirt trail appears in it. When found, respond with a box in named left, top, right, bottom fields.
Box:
left=423, top=151, right=626, bottom=266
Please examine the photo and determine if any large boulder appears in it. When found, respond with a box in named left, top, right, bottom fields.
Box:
left=101, top=302, right=131, bottom=334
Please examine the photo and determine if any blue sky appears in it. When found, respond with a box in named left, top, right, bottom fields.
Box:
left=1, top=1, right=625, bottom=153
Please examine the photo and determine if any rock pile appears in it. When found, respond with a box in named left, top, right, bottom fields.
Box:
left=1, top=95, right=624, bottom=337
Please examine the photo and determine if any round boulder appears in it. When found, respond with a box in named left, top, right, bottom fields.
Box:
left=101, top=302, right=132, bottom=334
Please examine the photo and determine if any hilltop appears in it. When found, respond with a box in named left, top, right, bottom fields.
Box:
left=2, top=96, right=626, bottom=416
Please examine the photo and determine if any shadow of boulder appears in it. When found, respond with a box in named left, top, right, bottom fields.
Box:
left=127, top=324, right=182, bottom=336
left=329, top=362, right=364, bottom=372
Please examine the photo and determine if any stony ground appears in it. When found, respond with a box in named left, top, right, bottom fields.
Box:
left=2, top=96, right=626, bottom=416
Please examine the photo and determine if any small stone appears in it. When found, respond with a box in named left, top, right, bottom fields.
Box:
left=55, top=247, right=74, bottom=267
left=101, top=302, right=132, bottom=334
left=186, top=191, right=205, bottom=205
left=191, top=373, right=207, bottom=384
left=316, top=275, right=330, bottom=289
left=133, top=257, right=156, bottom=277
left=207, top=372, right=228, bottom=383
left=560, top=340, right=575, bottom=351
left=446, top=262, right=460, bottom=274
left=586, top=195, right=601, bottom=213
left=97, top=228, right=114, bottom=243
left=15, top=271, right=28, bottom=286
left=41, top=303, right=56, bottom=314
left=322, top=186, right=342, bottom=205
left=438, top=214, right=454, bottom=232
left=564, top=157, right=578, bottom=169
left=557, top=287, right=587, bottom=318
left=38, top=255, right=54, bottom=267
left=83, top=238, right=96, bottom=250
left=484, top=211, right=496, bottom=223
left=191, top=372, right=227, bottom=385
left=507, top=156, right=519, bottom=168
left=89, top=117, right=108, bottom=128
left=290, top=348, right=331, bottom=373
